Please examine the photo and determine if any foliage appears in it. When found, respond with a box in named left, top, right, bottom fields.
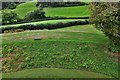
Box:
left=2, top=19, right=82, bottom=26
left=2, top=46, right=27, bottom=72
left=2, top=41, right=118, bottom=78
left=2, top=16, right=89, bottom=25
left=2, top=11, right=21, bottom=25
left=90, top=2, right=120, bottom=53
left=37, top=2, right=88, bottom=7
left=2, top=2, right=23, bottom=9
left=1, top=20, right=89, bottom=33
left=25, top=7, right=46, bottom=21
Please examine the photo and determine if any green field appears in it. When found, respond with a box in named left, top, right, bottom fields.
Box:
left=2, top=25, right=118, bottom=78
left=1, top=2, right=38, bottom=19
left=44, top=6, right=90, bottom=17
left=2, top=2, right=90, bottom=19
left=13, top=2, right=38, bottom=18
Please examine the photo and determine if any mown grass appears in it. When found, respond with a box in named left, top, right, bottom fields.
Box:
left=3, top=68, right=111, bottom=78
left=44, top=6, right=90, bottom=17
left=2, top=25, right=118, bottom=78
left=13, top=2, right=38, bottom=19
left=2, top=25, right=107, bottom=43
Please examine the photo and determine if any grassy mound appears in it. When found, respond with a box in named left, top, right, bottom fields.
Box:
left=13, top=2, right=38, bottom=19
left=2, top=25, right=118, bottom=78
left=3, top=68, right=111, bottom=78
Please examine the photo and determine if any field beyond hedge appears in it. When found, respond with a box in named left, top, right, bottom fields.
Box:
left=44, top=6, right=90, bottom=17
left=2, top=2, right=90, bottom=19
left=13, top=2, right=38, bottom=19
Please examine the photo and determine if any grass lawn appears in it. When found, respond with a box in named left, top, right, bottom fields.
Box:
left=13, top=2, right=38, bottom=19
left=2, top=25, right=107, bottom=43
left=3, top=68, right=111, bottom=78
left=2, top=25, right=118, bottom=78
left=44, top=6, right=90, bottom=17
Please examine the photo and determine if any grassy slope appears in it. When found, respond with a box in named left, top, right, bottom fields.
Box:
left=2, top=2, right=89, bottom=18
left=2, top=25, right=107, bottom=43
left=2, top=25, right=118, bottom=78
left=3, top=68, right=111, bottom=78
left=1, top=2, right=38, bottom=19
left=13, top=2, right=38, bottom=19
left=44, top=6, right=90, bottom=17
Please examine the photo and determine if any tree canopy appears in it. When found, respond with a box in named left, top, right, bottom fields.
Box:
left=90, top=2, right=120, bottom=53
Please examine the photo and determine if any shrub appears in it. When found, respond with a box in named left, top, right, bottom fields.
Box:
left=2, top=2, right=22, bottom=9
left=37, top=2, right=88, bottom=7
left=25, top=8, right=46, bottom=21
left=90, top=2, right=120, bottom=53
left=2, top=11, right=20, bottom=25
left=1, top=20, right=89, bottom=33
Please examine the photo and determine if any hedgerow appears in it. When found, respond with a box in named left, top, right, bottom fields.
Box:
left=2, top=11, right=21, bottom=25
left=90, top=2, right=120, bottom=53
left=1, top=20, right=89, bottom=33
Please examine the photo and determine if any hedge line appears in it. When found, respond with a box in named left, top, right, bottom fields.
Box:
left=37, top=2, right=88, bottom=8
left=2, top=16, right=89, bottom=25
left=90, top=2, right=120, bottom=53
left=1, top=20, right=89, bottom=33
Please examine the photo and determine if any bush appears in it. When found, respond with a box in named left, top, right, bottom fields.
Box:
left=2, top=2, right=23, bottom=9
left=37, top=2, right=88, bottom=7
left=25, top=8, right=46, bottom=21
left=2, top=16, right=89, bottom=25
left=90, top=2, right=120, bottom=53
left=2, top=11, right=21, bottom=25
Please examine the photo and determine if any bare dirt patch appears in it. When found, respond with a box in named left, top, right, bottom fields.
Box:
left=105, top=50, right=120, bottom=57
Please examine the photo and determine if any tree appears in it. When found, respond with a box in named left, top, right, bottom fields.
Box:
left=36, top=2, right=88, bottom=7
left=2, top=2, right=22, bottom=9
left=90, top=2, right=120, bottom=53
left=25, top=7, right=46, bottom=21
left=2, top=11, right=20, bottom=25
